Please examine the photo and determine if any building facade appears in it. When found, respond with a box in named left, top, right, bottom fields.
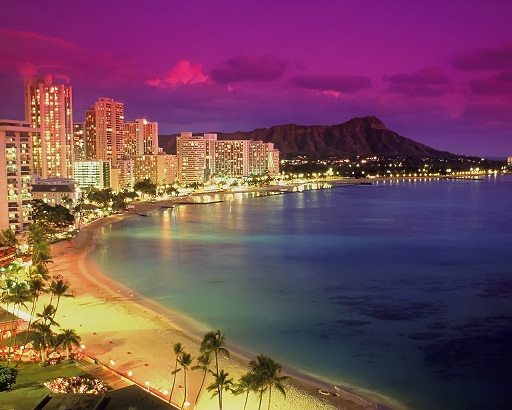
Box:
left=24, top=76, right=73, bottom=178
left=214, top=140, right=250, bottom=177
left=132, top=154, right=177, bottom=186
left=124, top=119, right=158, bottom=156
left=176, top=132, right=206, bottom=185
left=73, top=122, right=86, bottom=162
left=73, top=161, right=111, bottom=189
left=0, top=120, right=34, bottom=232
left=85, top=98, right=124, bottom=166
left=31, top=178, right=81, bottom=208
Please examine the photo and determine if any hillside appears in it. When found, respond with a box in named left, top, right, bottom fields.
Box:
left=158, top=116, right=453, bottom=158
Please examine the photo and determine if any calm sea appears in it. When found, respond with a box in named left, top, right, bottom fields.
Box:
left=93, top=175, right=512, bottom=410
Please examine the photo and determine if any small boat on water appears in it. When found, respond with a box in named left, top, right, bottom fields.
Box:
left=319, top=389, right=339, bottom=397
left=137, top=212, right=148, bottom=217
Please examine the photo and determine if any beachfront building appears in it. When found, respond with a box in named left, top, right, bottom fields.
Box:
left=176, top=132, right=281, bottom=185
left=204, top=133, right=217, bottom=181
left=85, top=98, right=124, bottom=166
left=124, top=119, right=158, bottom=156
left=73, top=160, right=111, bottom=189
left=248, top=141, right=279, bottom=176
left=177, top=132, right=206, bottom=185
left=133, top=154, right=177, bottom=185
left=73, top=122, right=86, bottom=161
left=31, top=177, right=81, bottom=208
left=508, top=157, right=512, bottom=166
left=24, top=76, right=73, bottom=179
left=0, top=120, right=34, bottom=232
left=215, top=140, right=250, bottom=177
left=110, top=159, right=134, bottom=192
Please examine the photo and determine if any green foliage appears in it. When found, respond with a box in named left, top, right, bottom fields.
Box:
left=0, top=365, right=18, bottom=391
left=31, top=200, right=74, bottom=231
left=133, top=179, right=157, bottom=196
left=0, top=228, right=19, bottom=248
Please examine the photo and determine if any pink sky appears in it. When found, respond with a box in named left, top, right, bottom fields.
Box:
left=1, top=0, right=511, bottom=157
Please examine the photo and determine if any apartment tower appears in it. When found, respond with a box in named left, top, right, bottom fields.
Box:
left=85, top=98, right=124, bottom=166
left=0, top=120, right=35, bottom=232
left=24, top=75, right=73, bottom=178
left=124, top=119, right=159, bottom=156
left=176, top=132, right=206, bottom=185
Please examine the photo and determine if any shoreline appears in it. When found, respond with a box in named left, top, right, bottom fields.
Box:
left=49, top=181, right=406, bottom=410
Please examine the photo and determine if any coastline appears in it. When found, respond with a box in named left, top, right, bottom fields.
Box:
left=48, top=182, right=405, bottom=410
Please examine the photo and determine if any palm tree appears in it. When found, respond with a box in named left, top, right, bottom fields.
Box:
left=25, top=223, right=52, bottom=267
left=48, top=279, right=73, bottom=318
left=0, top=279, right=14, bottom=352
left=16, top=276, right=47, bottom=367
left=206, top=369, right=234, bottom=410
left=0, top=228, right=19, bottom=253
left=235, top=372, right=260, bottom=410
left=56, top=328, right=81, bottom=362
left=192, top=351, right=212, bottom=405
left=8, top=282, right=32, bottom=357
left=36, top=304, right=59, bottom=327
left=249, top=355, right=289, bottom=410
left=177, top=352, right=194, bottom=409
left=169, top=342, right=184, bottom=405
left=31, top=322, right=54, bottom=365
left=200, top=330, right=230, bottom=410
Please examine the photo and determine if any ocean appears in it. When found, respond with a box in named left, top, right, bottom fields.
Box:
left=92, top=175, right=512, bottom=410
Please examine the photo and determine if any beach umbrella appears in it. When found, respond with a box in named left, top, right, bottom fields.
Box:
left=49, top=351, right=61, bottom=359
left=25, top=341, right=34, bottom=349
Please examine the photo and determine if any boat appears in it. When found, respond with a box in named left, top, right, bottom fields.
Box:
left=318, top=389, right=339, bottom=397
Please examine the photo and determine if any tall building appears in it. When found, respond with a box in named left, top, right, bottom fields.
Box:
left=24, top=76, right=73, bottom=178
left=73, top=122, right=86, bottom=161
left=124, top=119, right=158, bottom=156
left=249, top=141, right=280, bottom=176
left=214, top=140, right=250, bottom=177
left=0, top=120, right=35, bottom=232
left=85, top=98, right=124, bottom=166
left=176, top=132, right=206, bottom=185
left=204, top=133, right=217, bottom=180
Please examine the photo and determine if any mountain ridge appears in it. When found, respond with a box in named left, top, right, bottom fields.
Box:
left=158, top=115, right=453, bottom=158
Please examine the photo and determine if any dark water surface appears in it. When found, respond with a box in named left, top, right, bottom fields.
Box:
left=94, top=176, right=512, bottom=410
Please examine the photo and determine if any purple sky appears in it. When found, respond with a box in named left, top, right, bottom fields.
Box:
left=1, top=0, right=511, bottom=157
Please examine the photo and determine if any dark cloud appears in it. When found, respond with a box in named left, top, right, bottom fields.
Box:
left=384, top=67, right=452, bottom=97
left=210, top=55, right=289, bottom=84
left=452, top=43, right=512, bottom=71
left=468, top=72, right=512, bottom=96
left=290, top=74, right=372, bottom=94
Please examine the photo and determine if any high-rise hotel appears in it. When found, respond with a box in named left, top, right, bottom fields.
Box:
left=24, top=76, right=73, bottom=179
left=177, top=132, right=279, bottom=185
left=0, top=120, right=35, bottom=232
left=85, top=98, right=124, bottom=165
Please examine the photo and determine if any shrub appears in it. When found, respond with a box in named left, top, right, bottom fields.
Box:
left=0, top=365, right=18, bottom=392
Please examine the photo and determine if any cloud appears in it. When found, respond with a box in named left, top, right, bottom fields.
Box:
left=211, top=55, right=289, bottom=84
left=290, top=74, right=371, bottom=94
left=452, top=43, right=512, bottom=71
left=468, top=70, right=512, bottom=96
left=384, top=67, right=452, bottom=97
left=146, top=60, right=209, bottom=87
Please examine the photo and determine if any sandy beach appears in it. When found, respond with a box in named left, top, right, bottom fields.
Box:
left=44, top=193, right=398, bottom=410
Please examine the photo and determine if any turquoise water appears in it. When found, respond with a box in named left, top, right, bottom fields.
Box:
left=93, top=176, right=512, bottom=410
